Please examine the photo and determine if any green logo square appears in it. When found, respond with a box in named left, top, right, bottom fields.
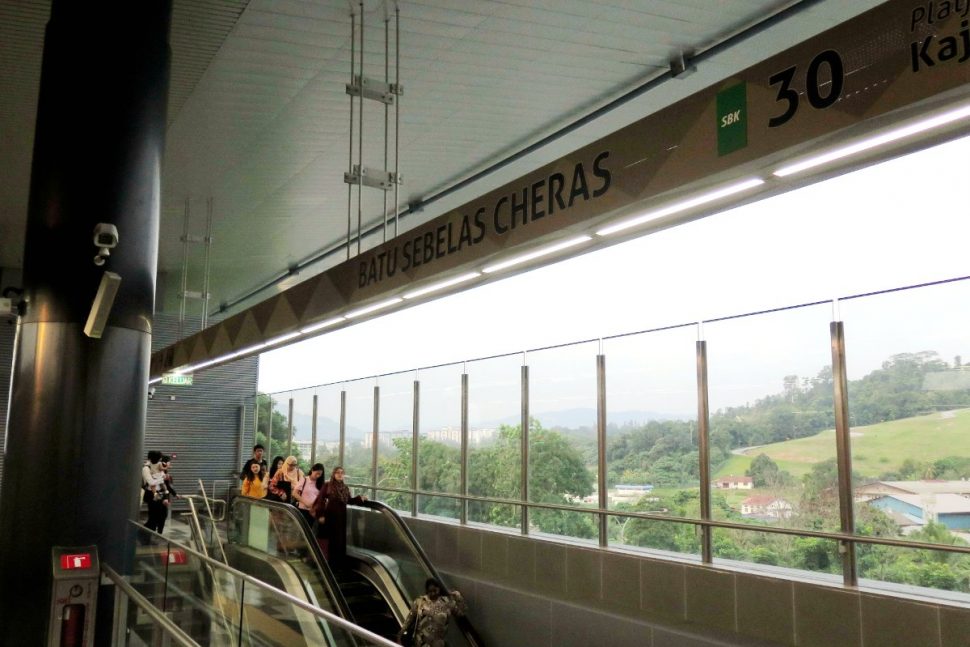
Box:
left=717, top=82, right=747, bottom=156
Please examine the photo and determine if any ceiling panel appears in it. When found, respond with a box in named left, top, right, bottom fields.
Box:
left=0, top=0, right=886, bottom=320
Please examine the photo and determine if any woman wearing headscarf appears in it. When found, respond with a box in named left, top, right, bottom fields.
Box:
left=268, top=456, right=304, bottom=504
left=398, top=578, right=466, bottom=647
left=311, top=466, right=366, bottom=565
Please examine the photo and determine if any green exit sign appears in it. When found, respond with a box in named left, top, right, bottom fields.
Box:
left=161, top=373, right=193, bottom=386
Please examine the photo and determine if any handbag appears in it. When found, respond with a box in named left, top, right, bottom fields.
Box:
left=400, top=612, right=417, bottom=647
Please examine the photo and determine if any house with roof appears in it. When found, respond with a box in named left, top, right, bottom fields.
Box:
left=740, top=495, right=793, bottom=520
left=714, top=475, right=753, bottom=490
left=855, top=480, right=970, bottom=503
left=867, top=493, right=970, bottom=532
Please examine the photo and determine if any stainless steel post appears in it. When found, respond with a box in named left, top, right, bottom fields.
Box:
left=412, top=378, right=419, bottom=516
left=831, top=319, right=858, bottom=586
left=597, top=353, right=608, bottom=547
left=339, top=390, right=347, bottom=467
left=346, top=9, right=355, bottom=259
left=287, top=396, right=294, bottom=457
left=461, top=371, right=469, bottom=524
left=201, top=197, right=213, bottom=329
left=521, top=361, right=529, bottom=535
left=178, top=197, right=189, bottom=339
left=311, top=394, right=318, bottom=465
left=356, top=0, right=364, bottom=255
left=372, top=383, right=380, bottom=490
left=696, top=338, right=713, bottom=563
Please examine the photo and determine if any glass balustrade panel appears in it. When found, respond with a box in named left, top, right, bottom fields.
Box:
left=416, top=363, right=463, bottom=520
left=467, top=353, right=524, bottom=529
left=841, top=278, right=970, bottom=596
left=527, top=341, right=599, bottom=541
left=377, top=371, right=415, bottom=512
left=705, top=303, right=838, bottom=573
left=604, top=325, right=700, bottom=552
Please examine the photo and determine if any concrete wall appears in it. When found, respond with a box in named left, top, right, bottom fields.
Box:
left=403, top=517, right=970, bottom=647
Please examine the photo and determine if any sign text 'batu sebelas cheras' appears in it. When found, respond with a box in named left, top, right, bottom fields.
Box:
left=151, top=0, right=970, bottom=378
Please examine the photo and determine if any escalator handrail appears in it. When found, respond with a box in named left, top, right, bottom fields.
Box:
left=227, top=494, right=358, bottom=626
left=355, top=500, right=487, bottom=647
left=129, top=521, right=400, bottom=646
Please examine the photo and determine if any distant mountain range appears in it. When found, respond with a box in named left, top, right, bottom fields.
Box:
left=289, top=407, right=687, bottom=441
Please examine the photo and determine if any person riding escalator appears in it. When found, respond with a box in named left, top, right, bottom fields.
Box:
left=311, top=466, right=367, bottom=567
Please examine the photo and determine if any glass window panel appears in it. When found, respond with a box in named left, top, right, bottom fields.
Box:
left=706, top=304, right=837, bottom=538
left=529, top=508, right=600, bottom=545
left=258, top=393, right=290, bottom=462
left=468, top=502, right=521, bottom=530
left=857, top=542, right=970, bottom=599
left=605, top=326, right=699, bottom=521
left=376, top=372, right=414, bottom=512
left=712, top=527, right=841, bottom=579
left=343, top=379, right=376, bottom=488
left=313, top=385, right=343, bottom=470
left=417, top=364, right=463, bottom=518
left=841, top=279, right=970, bottom=553
left=527, top=341, right=598, bottom=541
left=417, top=494, right=461, bottom=521
left=608, top=513, right=700, bottom=556
left=291, top=388, right=315, bottom=470
left=467, top=354, right=523, bottom=528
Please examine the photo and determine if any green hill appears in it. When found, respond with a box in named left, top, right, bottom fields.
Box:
left=713, top=408, right=970, bottom=479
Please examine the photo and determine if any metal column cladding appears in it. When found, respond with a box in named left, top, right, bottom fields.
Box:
left=0, top=1, right=172, bottom=643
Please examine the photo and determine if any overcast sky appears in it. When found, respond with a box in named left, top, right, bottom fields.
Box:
left=258, top=134, right=970, bottom=433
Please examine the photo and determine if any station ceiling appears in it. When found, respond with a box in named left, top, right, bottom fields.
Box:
left=0, top=0, right=881, bottom=320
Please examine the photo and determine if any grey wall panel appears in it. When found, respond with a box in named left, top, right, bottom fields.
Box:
left=146, top=313, right=257, bottom=501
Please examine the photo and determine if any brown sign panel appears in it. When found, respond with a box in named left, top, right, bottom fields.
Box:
left=151, top=0, right=970, bottom=377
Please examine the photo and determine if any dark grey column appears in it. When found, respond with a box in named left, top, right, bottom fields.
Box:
left=0, top=1, right=171, bottom=644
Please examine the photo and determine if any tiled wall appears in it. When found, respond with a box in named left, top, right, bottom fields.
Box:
left=404, top=517, right=970, bottom=647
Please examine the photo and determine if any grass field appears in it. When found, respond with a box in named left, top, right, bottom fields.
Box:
left=713, top=408, right=970, bottom=480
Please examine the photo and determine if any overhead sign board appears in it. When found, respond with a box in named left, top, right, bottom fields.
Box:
left=152, top=0, right=970, bottom=378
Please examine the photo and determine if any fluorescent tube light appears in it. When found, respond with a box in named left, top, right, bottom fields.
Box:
left=176, top=341, right=269, bottom=374
left=481, top=236, right=592, bottom=274
left=265, top=331, right=301, bottom=346
left=402, top=272, right=481, bottom=300
left=596, top=178, right=765, bottom=237
left=773, top=103, right=970, bottom=177
left=345, top=297, right=403, bottom=319
left=299, top=316, right=345, bottom=334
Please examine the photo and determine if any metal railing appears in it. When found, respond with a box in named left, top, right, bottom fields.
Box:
left=127, top=521, right=400, bottom=646
left=104, top=562, right=200, bottom=647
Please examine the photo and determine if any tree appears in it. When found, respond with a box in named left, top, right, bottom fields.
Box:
left=255, top=393, right=305, bottom=465
left=466, top=419, right=596, bottom=537
left=746, top=453, right=793, bottom=488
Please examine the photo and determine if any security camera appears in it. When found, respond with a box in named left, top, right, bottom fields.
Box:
left=148, top=387, right=156, bottom=399
left=93, top=223, right=119, bottom=266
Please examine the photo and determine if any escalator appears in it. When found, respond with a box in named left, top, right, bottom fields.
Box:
left=218, top=496, right=484, bottom=646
